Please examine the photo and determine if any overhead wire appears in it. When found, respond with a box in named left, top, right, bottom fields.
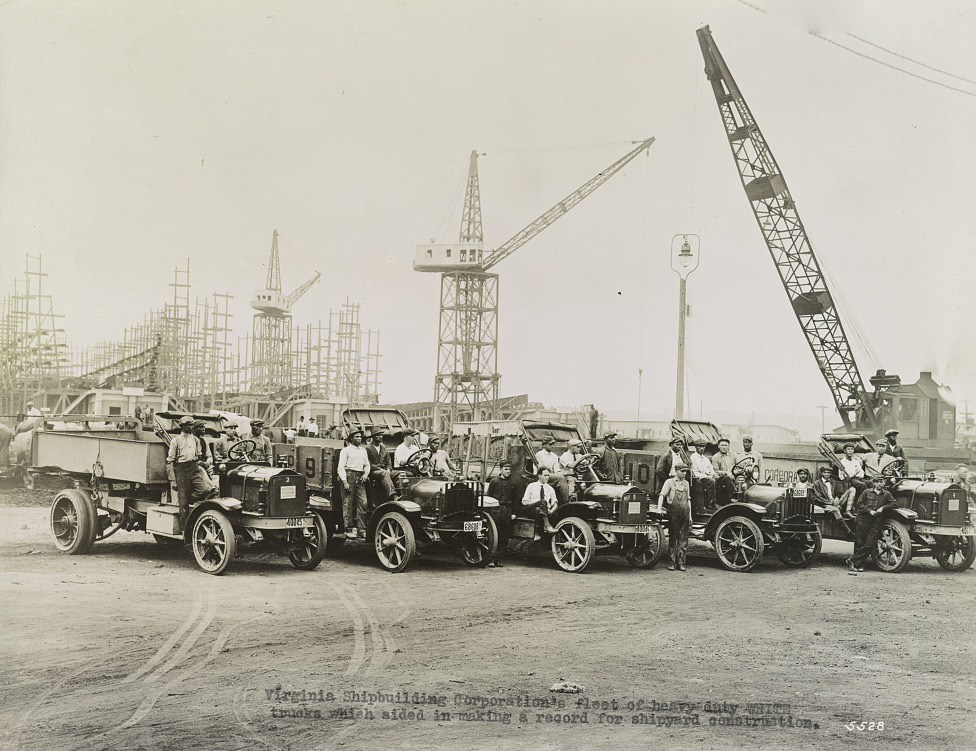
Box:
left=847, top=32, right=976, bottom=85
left=432, top=167, right=467, bottom=244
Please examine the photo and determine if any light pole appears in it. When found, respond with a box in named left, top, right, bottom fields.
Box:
left=670, top=234, right=700, bottom=420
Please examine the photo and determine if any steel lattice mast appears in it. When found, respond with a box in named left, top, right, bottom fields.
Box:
left=421, top=139, right=654, bottom=433
left=696, top=26, right=879, bottom=433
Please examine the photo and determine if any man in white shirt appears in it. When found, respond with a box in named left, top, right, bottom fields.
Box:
left=559, top=438, right=585, bottom=496
left=535, top=435, right=570, bottom=502
left=306, top=418, right=319, bottom=437
left=864, top=438, right=898, bottom=478
left=394, top=428, right=421, bottom=469
left=688, top=440, right=717, bottom=512
left=522, top=468, right=559, bottom=540
left=429, top=437, right=457, bottom=480
left=839, top=442, right=867, bottom=501
left=338, top=429, right=370, bottom=538
left=166, top=415, right=212, bottom=526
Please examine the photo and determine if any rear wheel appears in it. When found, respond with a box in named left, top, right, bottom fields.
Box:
left=551, top=517, right=596, bottom=573
left=872, top=519, right=912, bottom=572
left=933, top=535, right=976, bottom=572
left=778, top=529, right=822, bottom=568
left=50, top=490, right=97, bottom=555
left=191, top=509, right=237, bottom=575
left=288, top=513, right=328, bottom=571
left=374, top=511, right=416, bottom=573
left=624, top=523, right=665, bottom=569
left=714, top=515, right=764, bottom=572
left=460, top=512, right=498, bottom=567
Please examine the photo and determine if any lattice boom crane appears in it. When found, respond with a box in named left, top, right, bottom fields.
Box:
left=696, top=26, right=882, bottom=434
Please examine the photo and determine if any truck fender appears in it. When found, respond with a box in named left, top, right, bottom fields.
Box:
left=366, top=499, right=423, bottom=540
left=552, top=500, right=602, bottom=524
left=184, top=498, right=244, bottom=538
left=702, top=503, right=766, bottom=539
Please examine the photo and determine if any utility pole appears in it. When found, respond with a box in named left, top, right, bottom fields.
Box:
left=670, top=234, right=700, bottom=420
left=817, top=404, right=831, bottom=435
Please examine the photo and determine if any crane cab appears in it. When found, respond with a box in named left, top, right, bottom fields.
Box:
left=413, top=242, right=486, bottom=272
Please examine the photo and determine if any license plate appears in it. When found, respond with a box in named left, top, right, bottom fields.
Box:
left=793, top=486, right=807, bottom=498
left=635, top=524, right=653, bottom=534
left=463, top=521, right=483, bottom=532
left=286, top=517, right=305, bottom=527
left=280, top=485, right=297, bottom=499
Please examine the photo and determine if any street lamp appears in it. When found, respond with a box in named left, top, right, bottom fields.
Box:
left=670, top=234, right=700, bottom=420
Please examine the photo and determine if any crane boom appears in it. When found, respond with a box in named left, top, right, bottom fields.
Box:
left=480, top=137, right=655, bottom=271
left=696, top=26, right=880, bottom=434
left=286, top=272, right=321, bottom=308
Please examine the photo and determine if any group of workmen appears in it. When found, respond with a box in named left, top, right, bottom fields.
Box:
left=654, top=428, right=909, bottom=573
left=165, top=416, right=272, bottom=528
left=335, top=425, right=457, bottom=540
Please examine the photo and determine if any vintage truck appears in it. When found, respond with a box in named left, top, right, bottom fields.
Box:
left=34, top=412, right=327, bottom=575
left=273, top=408, right=498, bottom=572
left=451, top=419, right=666, bottom=573
left=810, top=433, right=975, bottom=572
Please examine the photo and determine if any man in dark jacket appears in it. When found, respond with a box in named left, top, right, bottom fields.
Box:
left=809, top=466, right=853, bottom=535
left=365, top=427, right=395, bottom=503
left=596, top=431, right=623, bottom=483
left=848, top=475, right=899, bottom=572
left=487, top=460, right=519, bottom=567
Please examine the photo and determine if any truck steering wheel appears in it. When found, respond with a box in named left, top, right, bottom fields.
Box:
left=228, top=439, right=258, bottom=462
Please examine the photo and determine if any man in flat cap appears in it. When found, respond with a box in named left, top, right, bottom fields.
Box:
left=213, top=423, right=239, bottom=463
left=338, top=428, right=370, bottom=538
left=535, top=435, right=570, bottom=501
left=864, top=437, right=898, bottom=479
left=487, top=459, right=519, bottom=566
left=394, top=427, right=421, bottom=469
left=656, top=463, right=692, bottom=571
left=655, top=436, right=688, bottom=494
left=429, top=436, right=458, bottom=480
left=883, top=429, right=906, bottom=475
left=710, top=437, right=736, bottom=505
left=365, top=427, right=395, bottom=503
left=688, top=439, right=717, bottom=513
left=249, top=420, right=273, bottom=462
left=596, top=431, right=623, bottom=483
left=166, top=416, right=210, bottom=527
left=736, top=435, right=763, bottom=482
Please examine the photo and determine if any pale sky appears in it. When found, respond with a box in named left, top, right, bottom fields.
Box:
left=1, top=0, right=973, bottom=425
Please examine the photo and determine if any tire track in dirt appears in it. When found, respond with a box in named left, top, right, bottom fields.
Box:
left=120, top=588, right=205, bottom=684
left=331, top=583, right=367, bottom=677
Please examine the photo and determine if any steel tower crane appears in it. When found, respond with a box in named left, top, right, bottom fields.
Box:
left=415, top=139, right=655, bottom=433
left=696, top=26, right=884, bottom=435
left=250, top=229, right=321, bottom=392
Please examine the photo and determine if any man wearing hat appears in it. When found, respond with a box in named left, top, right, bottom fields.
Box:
left=655, top=436, right=689, bottom=495
left=166, top=416, right=211, bottom=527
left=688, top=440, right=717, bottom=513
left=656, top=463, right=692, bottom=571
left=736, top=436, right=763, bottom=482
left=864, top=438, right=898, bottom=478
left=810, top=466, right=854, bottom=532
left=487, top=460, right=519, bottom=566
left=848, top=474, right=898, bottom=572
left=213, top=423, right=239, bottom=463
left=394, top=428, right=421, bottom=469
left=883, top=429, right=906, bottom=471
left=596, top=431, right=622, bottom=484
left=249, top=420, right=273, bottom=462
left=535, top=435, right=569, bottom=501
left=710, top=438, right=736, bottom=505
left=559, top=439, right=585, bottom=495
left=365, top=427, right=395, bottom=502
left=338, top=429, right=370, bottom=538
left=430, top=436, right=458, bottom=480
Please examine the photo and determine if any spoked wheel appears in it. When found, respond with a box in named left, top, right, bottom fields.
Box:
left=551, top=516, right=596, bottom=573
left=373, top=511, right=417, bottom=573
left=50, top=490, right=97, bottom=555
left=624, top=523, right=665, bottom=569
left=459, top=512, right=498, bottom=567
left=714, top=515, right=764, bottom=572
left=873, top=519, right=912, bottom=573
left=288, top=513, right=328, bottom=571
left=778, top=529, right=822, bottom=568
left=191, top=509, right=237, bottom=575
left=934, top=535, right=976, bottom=572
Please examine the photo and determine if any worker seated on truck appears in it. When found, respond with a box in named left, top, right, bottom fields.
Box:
left=213, top=423, right=240, bottom=463
left=521, top=468, right=559, bottom=541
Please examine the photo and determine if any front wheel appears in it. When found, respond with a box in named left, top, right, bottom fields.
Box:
left=373, top=511, right=417, bottom=573
left=714, top=515, right=764, bottom=572
left=191, top=509, right=237, bottom=575
left=459, top=513, right=498, bottom=567
left=50, top=490, right=97, bottom=555
left=551, top=516, right=596, bottom=573
left=624, top=523, right=665, bottom=569
left=778, top=529, right=822, bottom=568
left=872, top=519, right=912, bottom=573
left=288, top=514, right=328, bottom=571
left=933, top=535, right=975, bottom=572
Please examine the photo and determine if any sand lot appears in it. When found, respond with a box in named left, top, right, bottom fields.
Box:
left=0, top=489, right=973, bottom=751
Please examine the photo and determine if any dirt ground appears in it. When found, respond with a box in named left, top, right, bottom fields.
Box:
left=1, top=486, right=973, bottom=751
